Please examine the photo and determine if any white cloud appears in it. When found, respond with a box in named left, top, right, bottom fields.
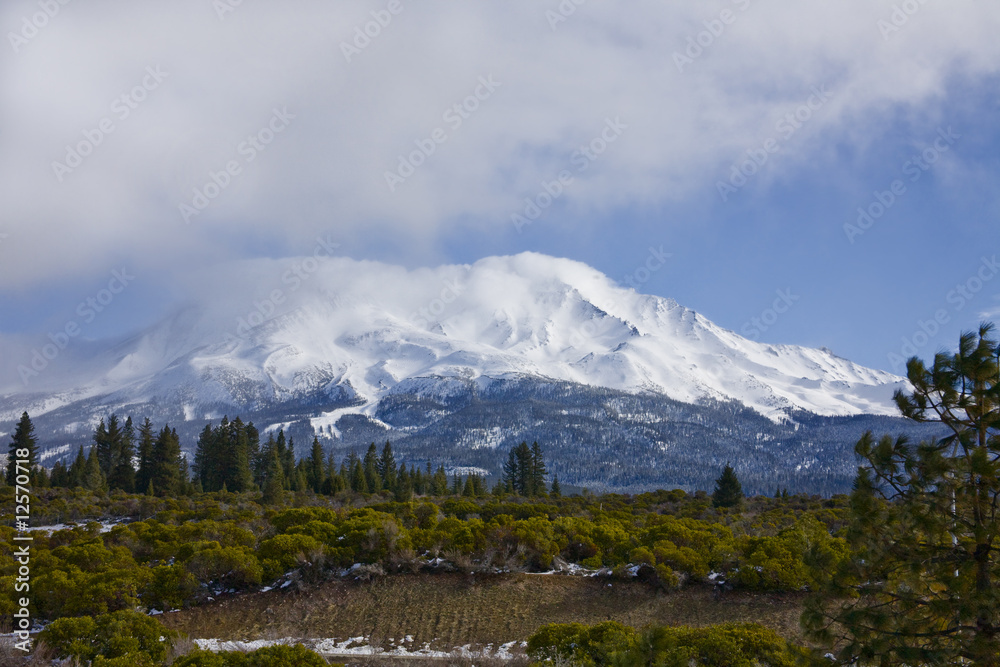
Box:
left=1, top=0, right=999, bottom=288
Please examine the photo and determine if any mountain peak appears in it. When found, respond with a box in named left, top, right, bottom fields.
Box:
left=3, top=253, right=906, bottom=425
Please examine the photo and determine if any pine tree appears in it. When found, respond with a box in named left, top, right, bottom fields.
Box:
left=349, top=452, right=368, bottom=494
left=226, top=417, right=254, bottom=492
left=280, top=432, right=296, bottom=484
left=84, top=446, right=107, bottom=493
left=135, top=418, right=155, bottom=494
left=530, top=442, right=548, bottom=496
left=50, top=460, right=68, bottom=487
left=394, top=467, right=413, bottom=502
left=194, top=423, right=215, bottom=491
left=68, top=445, right=86, bottom=488
left=550, top=474, right=561, bottom=497
left=308, top=437, right=325, bottom=493
left=377, top=441, right=397, bottom=492
left=6, top=412, right=39, bottom=485
left=177, top=456, right=192, bottom=496
left=109, top=416, right=136, bottom=492
left=93, top=417, right=111, bottom=478
left=293, top=463, right=309, bottom=494
left=711, top=464, right=743, bottom=509
left=245, top=420, right=260, bottom=482
left=432, top=465, right=448, bottom=496
left=503, top=442, right=536, bottom=495
left=502, top=447, right=519, bottom=494
left=254, top=434, right=276, bottom=488
left=261, top=448, right=285, bottom=505
left=412, top=465, right=425, bottom=495
left=805, top=324, right=1000, bottom=665
left=363, top=443, right=382, bottom=493
left=150, top=426, right=181, bottom=497
left=322, top=450, right=339, bottom=495
left=462, top=475, right=474, bottom=497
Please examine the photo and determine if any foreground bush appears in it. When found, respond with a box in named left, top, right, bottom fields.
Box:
left=36, top=609, right=173, bottom=665
left=527, top=621, right=803, bottom=666
left=172, top=644, right=328, bottom=666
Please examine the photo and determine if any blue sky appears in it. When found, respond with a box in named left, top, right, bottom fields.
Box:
left=1, top=0, right=999, bottom=383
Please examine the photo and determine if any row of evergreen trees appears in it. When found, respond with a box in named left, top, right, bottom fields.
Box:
left=49, top=417, right=187, bottom=497
left=6, top=412, right=558, bottom=501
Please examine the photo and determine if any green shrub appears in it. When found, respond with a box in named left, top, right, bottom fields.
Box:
left=528, top=621, right=802, bottom=666
left=37, top=610, right=172, bottom=665
left=172, top=644, right=327, bottom=666
left=257, top=533, right=324, bottom=580
left=145, top=564, right=199, bottom=610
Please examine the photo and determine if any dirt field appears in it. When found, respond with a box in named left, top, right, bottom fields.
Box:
left=159, top=573, right=806, bottom=653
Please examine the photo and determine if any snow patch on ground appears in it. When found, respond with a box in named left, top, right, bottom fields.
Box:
left=193, top=637, right=526, bottom=660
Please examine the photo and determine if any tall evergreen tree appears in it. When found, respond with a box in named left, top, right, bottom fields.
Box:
left=550, top=474, right=561, bottom=497
left=279, top=431, right=296, bottom=484
left=531, top=442, right=548, bottom=496
left=261, top=447, right=285, bottom=505
left=254, top=433, right=276, bottom=488
left=84, top=446, right=107, bottom=493
left=503, top=442, right=537, bottom=496
left=394, top=466, right=413, bottom=502
left=193, top=423, right=216, bottom=490
left=6, top=412, right=39, bottom=485
left=150, top=426, right=181, bottom=497
left=68, top=445, right=86, bottom=488
left=308, top=437, right=325, bottom=493
left=412, top=464, right=426, bottom=496
left=93, top=417, right=111, bottom=478
left=109, top=416, right=136, bottom=492
left=322, top=450, right=340, bottom=495
left=226, top=417, right=254, bottom=492
left=135, top=418, right=155, bottom=494
left=348, top=452, right=368, bottom=493
left=377, top=441, right=397, bottom=491
left=711, top=464, right=743, bottom=509
left=245, top=421, right=260, bottom=481
left=363, top=443, right=382, bottom=493
left=177, top=456, right=193, bottom=496
left=432, top=464, right=448, bottom=496
left=805, top=324, right=1000, bottom=665
left=49, top=460, right=67, bottom=487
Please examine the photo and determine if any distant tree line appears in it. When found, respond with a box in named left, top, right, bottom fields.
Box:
left=6, top=412, right=557, bottom=502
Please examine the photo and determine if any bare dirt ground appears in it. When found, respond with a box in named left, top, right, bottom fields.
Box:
left=158, top=572, right=806, bottom=655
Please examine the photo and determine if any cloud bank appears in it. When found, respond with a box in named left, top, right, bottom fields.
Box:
left=1, top=0, right=998, bottom=290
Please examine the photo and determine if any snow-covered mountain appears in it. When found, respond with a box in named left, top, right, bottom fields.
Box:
left=4, top=252, right=903, bottom=421
left=0, top=252, right=919, bottom=493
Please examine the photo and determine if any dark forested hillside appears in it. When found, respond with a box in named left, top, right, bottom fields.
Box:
left=6, top=377, right=942, bottom=496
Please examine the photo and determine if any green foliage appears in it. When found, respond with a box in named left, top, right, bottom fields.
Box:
left=195, top=417, right=257, bottom=493
left=173, top=644, right=327, bottom=666
left=257, top=533, right=324, bottom=579
left=712, top=463, right=743, bottom=509
left=6, top=411, right=39, bottom=485
left=37, top=610, right=172, bottom=665
left=502, top=441, right=549, bottom=496
left=183, top=542, right=262, bottom=588
left=805, top=324, right=1000, bottom=665
left=527, top=621, right=801, bottom=666
left=145, top=564, right=199, bottom=610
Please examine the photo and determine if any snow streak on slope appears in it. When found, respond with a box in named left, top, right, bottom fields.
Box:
left=1, top=253, right=907, bottom=422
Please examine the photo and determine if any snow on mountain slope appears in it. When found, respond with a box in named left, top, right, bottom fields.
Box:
left=2, top=253, right=907, bottom=422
